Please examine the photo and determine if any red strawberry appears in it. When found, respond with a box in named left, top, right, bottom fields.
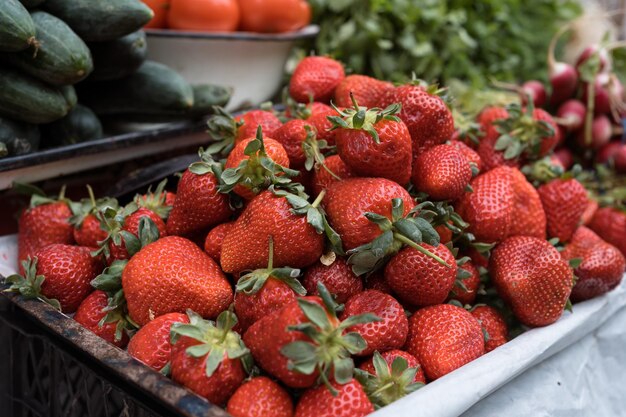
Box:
left=412, top=144, right=473, bottom=201
left=128, top=312, right=189, bottom=371
left=588, top=207, right=626, bottom=257
left=384, top=243, right=457, bottom=307
left=203, top=221, right=234, bottom=262
left=221, top=190, right=325, bottom=274
left=302, top=257, right=363, bottom=304
left=223, top=129, right=294, bottom=200
left=7, top=244, right=101, bottom=313
left=340, top=290, right=408, bottom=356
left=289, top=56, right=345, bottom=103
left=74, top=290, right=130, bottom=348
left=356, top=350, right=425, bottom=407
left=170, top=311, right=249, bottom=405
left=581, top=200, right=599, bottom=226
left=166, top=155, right=232, bottom=237
left=294, top=379, right=373, bottom=417
left=272, top=119, right=315, bottom=169
left=476, top=106, right=512, bottom=171
left=508, top=167, right=547, bottom=240
left=227, top=376, right=294, bottom=417
left=235, top=109, right=283, bottom=144
left=451, top=140, right=483, bottom=172
left=18, top=196, right=74, bottom=266
left=561, top=226, right=626, bottom=302
left=379, top=84, right=454, bottom=156
left=122, top=236, right=233, bottom=326
left=538, top=178, right=588, bottom=242
left=448, top=261, right=481, bottom=305
left=287, top=101, right=337, bottom=146
left=70, top=187, right=118, bottom=248
left=435, top=224, right=453, bottom=244
left=470, top=306, right=508, bottom=352
left=490, top=236, right=573, bottom=327
left=134, top=179, right=176, bottom=220
left=334, top=75, right=393, bottom=108
left=74, top=214, right=108, bottom=248
left=364, top=272, right=394, bottom=295
left=234, top=236, right=305, bottom=331
left=311, top=154, right=356, bottom=196
left=404, top=304, right=485, bottom=380
left=331, top=102, right=412, bottom=185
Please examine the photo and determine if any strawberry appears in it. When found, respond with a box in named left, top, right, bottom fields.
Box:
left=378, top=84, right=454, bottom=156
left=220, top=190, right=327, bottom=275
left=435, top=224, right=453, bottom=244
left=7, top=244, right=102, bottom=313
left=340, top=290, right=408, bottom=356
left=455, top=166, right=546, bottom=243
left=227, top=376, right=294, bottom=417
left=581, top=199, right=599, bottom=226
left=166, top=151, right=232, bottom=237
left=302, top=257, right=363, bottom=304
left=223, top=128, right=296, bottom=200
left=234, top=236, right=306, bottom=331
left=70, top=186, right=118, bottom=248
left=538, top=178, right=588, bottom=242
left=128, top=312, right=189, bottom=371
left=412, top=144, right=473, bottom=201
left=334, top=75, right=393, bottom=108
left=122, top=236, right=233, bottom=326
left=18, top=193, right=74, bottom=266
left=356, top=350, right=425, bottom=407
left=235, top=109, right=283, bottom=144
left=476, top=106, right=514, bottom=171
left=294, top=379, right=373, bottom=417
left=470, top=306, right=508, bottom=352
left=384, top=243, right=457, bottom=307
left=311, top=154, right=356, bottom=196
left=490, top=236, right=574, bottom=327
left=330, top=101, right=412, bottom=185
left=272, top=119, right=315, bottom=169
left=73, top=214, right=108, bottom=248
left=561, top=226, right=626, bottom=302
left=451, top=140, right=483, bottom=172
left=448, top=260, right=481, bottom=305
left=74, top=290, right=130, bottom=348
left=404, top=304, right=485, bottom=380
left=289, top=56, right=345, bottom=103
left=287, top=101, right=337, bottom=145
left=364, top=272, right=394, bottom=295
left=170, top=310, right=249, bottom=405
left=243, top=291, right=378, bottom=389
left=203, top=221, right=234, bottom=262
left=588, top=207, right=626, bottom=257
left=134, top=179, right=175, bottom=220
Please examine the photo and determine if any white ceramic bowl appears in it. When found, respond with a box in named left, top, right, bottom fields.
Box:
left=145, top=26, right=319, bottom=111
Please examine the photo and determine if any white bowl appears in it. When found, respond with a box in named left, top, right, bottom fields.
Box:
left=145, top=26, right=319, bottom=111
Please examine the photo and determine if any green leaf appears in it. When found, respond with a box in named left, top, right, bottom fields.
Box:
left=186, top=344, right=211, bottom=358
left=297, top=299, right=331, bottom=330
left=333, top=357, right=354, bottom=385
left=390, top=356, right=408, bottom=377
left=205, top=347, right=224, bottom=377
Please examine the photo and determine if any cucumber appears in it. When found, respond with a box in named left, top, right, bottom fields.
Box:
left=2, top=11, right=93, bottom=85
left=19, top=0, right=46, bottom=8
left=80, top=61, right=194, bottom=116
left=190, top=84, right=232, bottom=116
left=0, top=65, right=70, bottom=124
left=0, top=0, right=36, bottom=52
left=61, top=85, right=77, bottom=109
left=43, top=0, right=153, bottom=42
left=88, top=30, right=146, bottom=81
left=42, top=104, right=103, bottom=147
left=0, top=117, right=40, bottom=157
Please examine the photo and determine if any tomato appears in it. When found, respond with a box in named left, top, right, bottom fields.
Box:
left=142, top=0, right=170, bottom=29
left=167, top=0, right=240, bottom=32
left=238, top=0, right=311, bottom=33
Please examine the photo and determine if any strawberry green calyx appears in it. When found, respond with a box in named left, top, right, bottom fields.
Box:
left=205, top=106, right=242, bottom=156
left=494, top=101, right=554, bottom=161
left=134, top=179, right=172, bottom=220
left=521, top=157, right=565, bottom=186
left=451, top=256, right=473, bottom=293
left=70, top=185, right=119, bottom=228
left=302, top=125, right=338, bottom=176
left=415, top=200, right=469, bottom=239
left=355, top=352, right=424, bottom=408
left=4, top=258, right=61, bottom=310
left=281, top=283, right=381, bottom=394
left=328, top=94, right=401, bottom=144
left=348, top=198, right=448, bottom=276
left=93, top=206, right=160, bottom=259
left=219, top=126, right=301, bottom=195
left=236, top=236, right=306, bottom=296
left=171, top=310, right=251, bottom=377
left=188, top=147, right=222, bottom=176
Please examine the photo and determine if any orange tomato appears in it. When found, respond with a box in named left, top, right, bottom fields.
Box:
left=167, top=0, right=240, bottom=32
left=238, top=0, right=311, bottom=33
left=142, top=0, right=170, bottom=29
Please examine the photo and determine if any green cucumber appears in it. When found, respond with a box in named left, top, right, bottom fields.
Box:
left=0, top=117, right=40, bottom=157
left=19, top=0, right=46, bottom=8
left=0, top=0, right=36, bottom=52
left=0, top=65, right=70, bottom=124
left=2, top=11, right=93, bottom=85
left=189, top=84, right=232, bottom=116
left=43, top=0, right=153, bottom=42
left=89, top=30, right=146, bottom=81
left=42, top=104, right=103, bottom=147
left=61, top=85, right=77, bottom=109
left=80, top=61, right=194, bottom=115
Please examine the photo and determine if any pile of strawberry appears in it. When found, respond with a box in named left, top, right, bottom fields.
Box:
left=6, top=53, right=626, bottom=417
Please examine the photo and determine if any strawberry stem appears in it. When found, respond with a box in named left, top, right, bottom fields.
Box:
left=311, top=190, right=326, bottom=208
left=393, top=233, right=450, bottom=267
left=267, top=236, right=274, bottom=270
left=87, top=185, right=97, bottom=209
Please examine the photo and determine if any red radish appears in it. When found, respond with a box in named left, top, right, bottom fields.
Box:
left=583, top=73, right=625, bottom=116
left=547, top=26, right=578, bottom=107
left=521, top=80, right=547, bottom=108
left=596, top=141, right=623, bottom=164
left=576, top=45, right=611, bottom=74
left=553, top=148, right=574, bottom=170
left=576, top=114, right=614, bottom=149
left=556, top=99, right=586, bottom=132
left=615, top=144, right=626, bottom=173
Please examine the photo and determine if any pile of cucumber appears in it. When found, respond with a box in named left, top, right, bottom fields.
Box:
left=0, top=0, right=231, bottom=159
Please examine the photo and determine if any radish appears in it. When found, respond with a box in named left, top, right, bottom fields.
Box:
left=576, top=44, right=611, bottom=74
left=556, top=99, right=586, bottom=132
left=547, top=27, right=579, bottom=107
left=552, top=148, right=574, bottom=170
left=615, top=144, right=626, bottom=173
left=596, top=141, right=622, bottom=164
left=576, top=114, right=614, bottom=150
left=521, top=81, right=547, bottom=108
left=583, top=73, right=625, bottom=116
